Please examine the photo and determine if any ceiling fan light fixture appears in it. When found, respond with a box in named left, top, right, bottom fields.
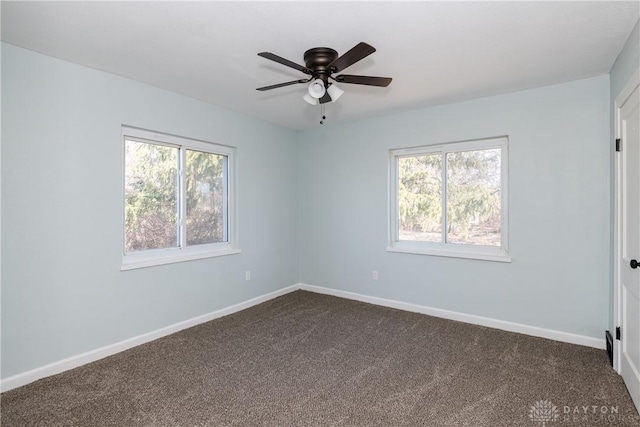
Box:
left=303, top=93, right=318, bottom=105
left=308, top=79, right=326, bottom=99
left=326, top=83, right=344, bottom=103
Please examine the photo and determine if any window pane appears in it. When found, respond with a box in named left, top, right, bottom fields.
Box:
left=125, top=140, right=178, bottom=252
left=186, top=150, right=226, bottom=246
left=398, top=154, right=443, bottom=242
left=446, top=149, right=501, bottom=246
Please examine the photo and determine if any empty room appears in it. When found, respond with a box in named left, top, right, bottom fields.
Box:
left=1, top=1, right=640, bottom=426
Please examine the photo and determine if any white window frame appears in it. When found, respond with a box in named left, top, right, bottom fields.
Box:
left=121, top=126, right=239, bottom=270
left=388, top=136, right=510, bottom=262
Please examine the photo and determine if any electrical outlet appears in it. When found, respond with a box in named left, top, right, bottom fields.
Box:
left=245, top=271, right=251, bottom=281
left=372, top=270, right=379, bottom=280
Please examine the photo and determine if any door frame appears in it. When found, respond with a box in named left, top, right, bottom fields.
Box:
left=613, top=67, right=640, bottom=372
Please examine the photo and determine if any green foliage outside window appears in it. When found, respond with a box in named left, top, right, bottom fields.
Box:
left=125, top=140, right=226, bottom=252
left=125, top=141, right=178, bottom=252
left=185, top=150, right=225, bottom=246
left=399, top=148, right=501, bottom=246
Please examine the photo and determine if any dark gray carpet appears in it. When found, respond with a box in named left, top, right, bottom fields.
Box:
left=1, top=290, right=638, bottom=426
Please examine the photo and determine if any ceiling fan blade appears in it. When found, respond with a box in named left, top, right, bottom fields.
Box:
left=258, top=52, right=312, bottom=75
left=256, top=79, right=309, bottom=91
left=328, top=42, right=376, bottom=73
left=335, top=75, right=392, bottom=87
left=319, top=92, right=332, bottom=104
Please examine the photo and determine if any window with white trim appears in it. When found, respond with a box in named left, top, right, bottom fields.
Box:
left=389, top=137, right=509, bottom=261
left=122, top=127, right=238, bottom=270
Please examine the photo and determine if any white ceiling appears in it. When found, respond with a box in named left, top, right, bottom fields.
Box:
left=2, top=1, right=639, bottom=130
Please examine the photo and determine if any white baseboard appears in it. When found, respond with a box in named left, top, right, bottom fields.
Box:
left=0, top=285, right=299, bottom=392
left=299, top=284, right=605, bottom=350
left=2, top=282, right=605, bottom=393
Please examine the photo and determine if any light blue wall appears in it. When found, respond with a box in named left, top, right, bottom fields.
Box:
left=611, top=19, right=639, bottom=101
left=299, top=76, right=611, bottom=340
left=609, top=19, right=640, bottom=332
left=1, top=43, right=300, bottom=378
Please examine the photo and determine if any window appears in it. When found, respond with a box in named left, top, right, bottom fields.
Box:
left=389, top=137, right=509, bottom=261
left=122, top=127, right=238, bottom=270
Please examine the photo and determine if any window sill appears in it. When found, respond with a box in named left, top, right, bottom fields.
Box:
left=386, top=245, right=511, bottom=263
left=121, top=248, right=241, bottom=271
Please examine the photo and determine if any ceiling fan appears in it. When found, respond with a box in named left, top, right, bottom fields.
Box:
left=256, top=42, right=392, bottom=105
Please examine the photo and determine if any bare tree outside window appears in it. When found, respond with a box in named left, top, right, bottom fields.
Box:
left=186, top=150, right=226, bottom=245
left=124, top=140, right=229, bottom=253
left=125, top=140, right=178, bottom=252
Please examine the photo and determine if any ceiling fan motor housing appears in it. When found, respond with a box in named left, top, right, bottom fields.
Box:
left=304, top=47, right=338, bottom=85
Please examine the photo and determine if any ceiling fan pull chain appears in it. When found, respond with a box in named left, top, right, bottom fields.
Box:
left=320, top=104, right=326, bottom=125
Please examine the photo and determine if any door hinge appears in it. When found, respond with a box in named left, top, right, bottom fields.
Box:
left=616, top=326, right=621, bottom=340
left=615, top=138, right=621, bottom=152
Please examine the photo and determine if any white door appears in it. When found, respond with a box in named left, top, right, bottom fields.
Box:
left=619, top=82, right=640, bottom=413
